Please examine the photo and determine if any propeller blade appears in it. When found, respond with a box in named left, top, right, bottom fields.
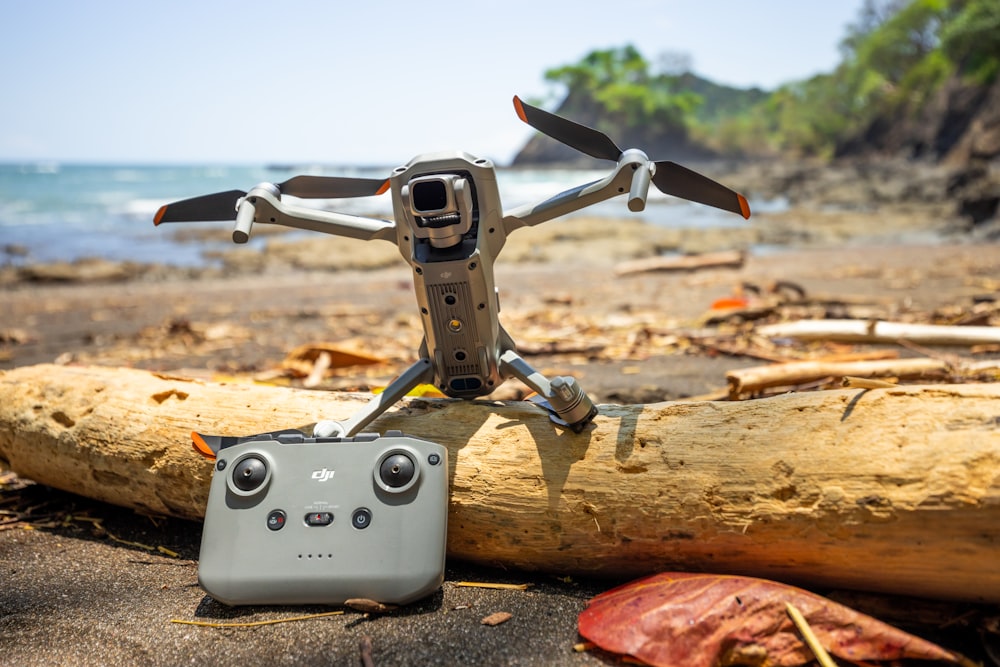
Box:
left=652, top=161, right=751, bottom=219
left=513, top=95, right=622, bottom=162
left=154, top=190, right=246, bottom=225
left=277, top=175, right=390, bottom=199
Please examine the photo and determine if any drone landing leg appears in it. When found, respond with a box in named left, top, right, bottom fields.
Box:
left=313, top=358, right=434, bottom=438
left=498, top=350, right=597, bottom=433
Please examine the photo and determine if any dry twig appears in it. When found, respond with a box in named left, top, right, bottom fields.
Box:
left=170, top=610, right=344, bottom=628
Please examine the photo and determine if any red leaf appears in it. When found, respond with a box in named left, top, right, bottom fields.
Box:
left=578, top=572, right=973, bottom=667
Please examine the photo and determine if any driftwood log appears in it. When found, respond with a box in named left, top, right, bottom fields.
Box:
left=614, top=249, right=746, bottom=276
left=726, top=357, right=951, bottom=397
left=1, top=364, right=999, bottom=602
left=757, top=319, right=1000, bottom=346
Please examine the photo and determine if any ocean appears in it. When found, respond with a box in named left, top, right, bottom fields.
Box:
left=0, top=162, right=764, bottom=267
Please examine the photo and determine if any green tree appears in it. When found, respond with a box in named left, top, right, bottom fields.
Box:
left=543, top=45, right=703, bottom=133
left=940, top=0, right=1000, bottom=83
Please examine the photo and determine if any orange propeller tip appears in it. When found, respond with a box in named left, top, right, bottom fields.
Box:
left=191, top=431, right=216, bottom=460
left=512, top=95, right=527, bottom=123
left=154, top=205, right=167, bottom=226
left=737, top=194, right=751, bottom=220
left=376, top=179, right=391, bottom=196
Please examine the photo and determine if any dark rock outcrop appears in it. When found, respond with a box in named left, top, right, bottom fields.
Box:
left=836, top=74, right=1000, bottom=164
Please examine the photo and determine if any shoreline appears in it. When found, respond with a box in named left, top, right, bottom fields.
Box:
left=1, top=205, right=991, bottom=288
left=3, top=156, right=997, bottom=286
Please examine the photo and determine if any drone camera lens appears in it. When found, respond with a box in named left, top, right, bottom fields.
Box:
left=412, top=180, right=448, bottom=213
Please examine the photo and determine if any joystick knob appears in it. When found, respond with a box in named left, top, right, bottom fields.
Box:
left=232, top=455, right=268, bottom=492
left=379, top=453, right=415, bottom=488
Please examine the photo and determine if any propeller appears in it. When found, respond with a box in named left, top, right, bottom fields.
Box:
left=512, top=96, right=750, bottom=219
left=154, top=175, right=389, bottom=225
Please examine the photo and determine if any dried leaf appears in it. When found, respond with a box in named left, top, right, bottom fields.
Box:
left=578, top=572, right=974, bottom=667
left=281, top=342, right=386, bottom=377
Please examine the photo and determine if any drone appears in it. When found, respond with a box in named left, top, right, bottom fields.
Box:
left=155, top=96, right=750, bottom=437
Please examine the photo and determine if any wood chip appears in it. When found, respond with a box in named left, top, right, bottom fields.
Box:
left=481, top=611, right=513, bottom=626
left=344, top=598, right=398, bottom=614
left=842, top=376, right=898, bottom=389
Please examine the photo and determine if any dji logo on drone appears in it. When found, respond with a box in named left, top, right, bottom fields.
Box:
left=311, top=468, right=335, bottom=482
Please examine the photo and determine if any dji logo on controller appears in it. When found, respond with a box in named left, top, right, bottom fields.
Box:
left=311, top=468, right=335, bottom=482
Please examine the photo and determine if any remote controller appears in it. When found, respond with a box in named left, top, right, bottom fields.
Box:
left=197, top=430, right=448, bottom=606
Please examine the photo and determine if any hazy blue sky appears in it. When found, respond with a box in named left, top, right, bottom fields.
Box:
left=3, top=1, right=863, bottom=166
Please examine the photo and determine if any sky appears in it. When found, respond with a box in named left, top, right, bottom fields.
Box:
left=2, top=0, right=864, bottom=166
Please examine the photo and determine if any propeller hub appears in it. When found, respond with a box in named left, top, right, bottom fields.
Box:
left=253, top=182, right=281, bottom=198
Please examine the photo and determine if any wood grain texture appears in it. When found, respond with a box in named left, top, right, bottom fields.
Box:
left=2, top=364, right=998, bottom=601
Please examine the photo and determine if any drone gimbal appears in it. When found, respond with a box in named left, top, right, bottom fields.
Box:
left=155, top=96, right=750, bottom=436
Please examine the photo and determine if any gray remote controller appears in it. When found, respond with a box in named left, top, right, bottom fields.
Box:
left=198, top=430, right=448, bottom=606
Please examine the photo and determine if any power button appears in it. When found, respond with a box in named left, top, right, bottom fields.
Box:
left=266, top=510, right=286, bottom=531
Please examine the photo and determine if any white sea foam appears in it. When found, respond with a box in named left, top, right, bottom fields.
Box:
left=0, top=163, right=773, bottom=264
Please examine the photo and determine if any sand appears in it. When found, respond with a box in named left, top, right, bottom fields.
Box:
left=2, top=181, right=999, bottom=664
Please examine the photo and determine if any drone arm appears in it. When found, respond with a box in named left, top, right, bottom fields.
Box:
left=239, top=187, right=397, bottom=244
left=313, top=358, right=435, bottom=438
left=502, top=150, right=649, bottom=232
left=498, top=349, right=597, bottom=432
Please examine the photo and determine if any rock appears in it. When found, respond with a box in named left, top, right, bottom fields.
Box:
left=947, top=163, right=1000, bottom=227
left=837, top=74, right=1000, bottom=165
left=17, top=258, right=147, bottom=284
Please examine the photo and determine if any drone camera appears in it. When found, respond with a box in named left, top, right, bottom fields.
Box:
left=404, top=174, right=474, bottom=248
left=410, top=179, right=450, bottom=215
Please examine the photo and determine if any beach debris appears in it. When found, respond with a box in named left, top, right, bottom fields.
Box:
left=16, top=257, right=144, bottom=283
left=0, top=328, right=32, bottom=345
left=842, top=375, right=899, bottom=389
left=757, top=318, right=1000, bottom=346
left=2, top=243, right=29, bottom=260
left=727, top=352, right=1000, bottom=398
left=303, top=351, right=332, bottom=388
left=480, top=611, right=513, bottom=627
left=614, top=249, right=745, bottom=276
left=784, top=602, right=836, bottom=667
left=344, top=598, right=398, bottom=614
left=281, top=341, right=386, bottom=379
left=360, top=636, right=375, bottom=667
left=455, top=581, right=533, bottom=591
left=170, top=610, right=344, bottom=628
left=578, top=572, right=975, bottom=667
left=726, top=356, right=950, bottom=399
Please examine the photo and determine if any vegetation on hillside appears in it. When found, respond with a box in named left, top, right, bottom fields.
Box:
left=533, top=0, right=999, bottom=161
left=732, top=0, right=1000, bottom=158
